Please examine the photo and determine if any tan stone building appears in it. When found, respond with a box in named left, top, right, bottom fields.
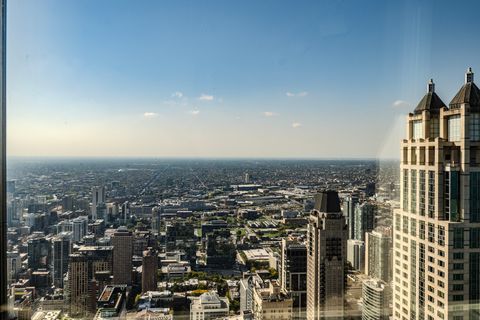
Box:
left=190, top=291, right=229, bottom=320
left=393, top=68, right=480, bottom=319
left=68, top=246, right=113, bottom=317
left=252, top=280, right=293, bottom=320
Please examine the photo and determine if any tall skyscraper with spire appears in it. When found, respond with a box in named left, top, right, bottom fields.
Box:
left=393, top=68, right=480, bottom=319
left=307, top=190, right=347, bottom=320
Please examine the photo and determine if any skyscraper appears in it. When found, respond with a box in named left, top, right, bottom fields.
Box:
left=365, top=227, right=392, bottom=282
left=142, top=248, right=158, bottom=293
left=112, top=226, right=133, bottom=285
left=347, top=239, right=365, bottom=272
left=27, top=234, right=51, bottom=270
left=280, top=238, right=307, bottom=319
left=307, top=190, right=347, bottom=320
left=353, top=202, right=376, bottom=241
left=52, top=232, right=71, bottom=288
left=72, top=216, right=88, bottom=242
left=362, top=279, right=391, bottom=320
left=239, top=274, right=257, bottom=315
left=68, top=253, right=89, bottom=316
left=393, top=69, right=480, bottom=319
left=6, top=251, right=20, bottom=284
left=344, top=194, right=359, bottom=239
left=91, top=186, right=105, bottom=221
left=68, top=246, right=113, bottom=317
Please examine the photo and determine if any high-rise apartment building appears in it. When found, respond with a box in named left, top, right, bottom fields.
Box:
left=240, top=275, right=255, bottom=315
left=27, top=234, right=51, bottom=270
left=112, top=226, right=133, bottom=285
left=52, top=232, right=71, bottom=288
left=6, top=251, right=20, bottom=284
left=362, top=279, right=391, bottom=320
left=344, top=194, right=359, bottom=239
left=354, top=202, right=376, bottom=241
left=72, top=216, right=88, bottom=242
left=68, top=253, right=89, bottom=316
left=365, top=227, right=392, bottom=282
left=91, top=186, right=105, bottom=221
left=393, top=69, right=480, bottom=319
left=347, top=239, right=365, bottom=272
left=141, top=248, right=158, bottom=293
left=307, top=190, right=347, bottom=320
left=68, top=246, right=113, bottom=316
left=280, top=238, right=307, bottom=319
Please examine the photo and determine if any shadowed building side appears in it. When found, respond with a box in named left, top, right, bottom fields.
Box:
left=307, top=190, right=347, bottom=320
left=112, top=226, right=133, bottom=286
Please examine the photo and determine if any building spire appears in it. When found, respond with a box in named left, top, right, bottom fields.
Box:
left=428, top=78, right=435, bottom=93
left=466, top=67, right=474, bottom=84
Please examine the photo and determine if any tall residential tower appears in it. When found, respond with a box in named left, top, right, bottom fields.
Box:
left=280, top=238, right=307, bottom=319
left=91, top=186, right=106, bottom=221
left=365, top=227, right=392, bottom=282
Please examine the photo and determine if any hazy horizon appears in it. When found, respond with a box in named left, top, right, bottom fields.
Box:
left=6, top=155, right=399, bottom=161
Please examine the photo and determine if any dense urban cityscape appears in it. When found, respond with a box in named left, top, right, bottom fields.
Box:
left=5, top=157, right=398, bottom=319
left=5, top=1, right=480, bottom=319
left=6, top=67, right=480, bottom=320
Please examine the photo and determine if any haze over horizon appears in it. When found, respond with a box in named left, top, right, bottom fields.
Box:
left=6, top=155, right=398, bottom=161
left=7, top=0, right=480, bottom=159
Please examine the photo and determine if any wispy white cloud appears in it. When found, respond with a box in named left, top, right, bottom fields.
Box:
left=143, top=112, right=158, bottom=118
left=189, top=110, right=200, bottom=116
left=291, top=122, right=302, bottom=128
left=163, top=99, right=188, bottom=107
left=198, top=94, right=214, bottom=101
left=392, top=100, right=409, bottom=108
left=286, top=91, right=308, bottom=97
left=263, top=111, right=278, bottom=117
left=172, top=91, right=183, bottom=98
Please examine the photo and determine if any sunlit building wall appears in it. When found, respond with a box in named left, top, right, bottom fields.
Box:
left=393, top=69, right=480, bottom=319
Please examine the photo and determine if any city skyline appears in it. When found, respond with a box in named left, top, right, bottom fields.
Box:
left=6, top=1, right=480, bottom=319
left=7, top=0, right=480, bottom=158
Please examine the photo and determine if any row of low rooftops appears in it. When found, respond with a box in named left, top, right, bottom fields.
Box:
left=413, top=67, right=480, bottom=115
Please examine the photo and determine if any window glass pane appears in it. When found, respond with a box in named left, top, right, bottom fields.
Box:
left=470, top=113, right=480, bottom=141
left=413, top=120, right=423, bottom=139
left=448, top=115, right=461, bottom=141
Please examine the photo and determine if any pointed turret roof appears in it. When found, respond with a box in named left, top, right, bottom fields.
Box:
left=414, top=79, right=446, bottom=114
left=449, top=67, right=480, bottom=109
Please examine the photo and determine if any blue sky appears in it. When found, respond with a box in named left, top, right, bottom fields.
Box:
left=7, top=0, right=480, bottom=158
